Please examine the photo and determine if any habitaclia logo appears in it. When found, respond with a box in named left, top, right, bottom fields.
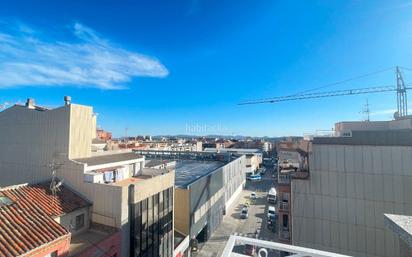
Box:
left=185, top=123, right=228, bottom=134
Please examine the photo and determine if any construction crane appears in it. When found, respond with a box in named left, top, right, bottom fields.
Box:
left=239, top=66, right=411, bottom=119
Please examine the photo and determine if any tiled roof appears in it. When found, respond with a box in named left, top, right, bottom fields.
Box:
left=0, top=191, right=69, bottom=257
left=0, top=182, right=89, bottom=257
left=2, top=182, right=89, bottom=217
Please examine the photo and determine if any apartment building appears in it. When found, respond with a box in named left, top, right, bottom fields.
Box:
left=0, top=97, right=175, bottom=257
left=276, top=141, right=310, bottom=243
left=291, top=118, right=412, bottom=257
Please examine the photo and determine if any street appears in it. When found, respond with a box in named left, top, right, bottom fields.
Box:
left=196, top=169, right=278, bottom=257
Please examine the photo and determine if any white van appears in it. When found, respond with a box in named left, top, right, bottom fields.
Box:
left=267, top=187, right=277, bottom=204
left=267, top=206, right=276, bottom=219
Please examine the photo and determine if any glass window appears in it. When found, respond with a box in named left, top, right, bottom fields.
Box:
left=75, top=214, right=85, bottom=230
left=44, top=251, right=57, bottom=257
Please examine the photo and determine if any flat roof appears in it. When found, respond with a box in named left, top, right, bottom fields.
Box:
left=69, top=228, right=118, bottom=257
left=175, top=160, right=225, bottom=187
left=384, top=214, right=412, bottom=248
left=313, top=129, right=412, bottom=146
left=74, top=152, right=143, bottom=166
left=145, top=159, right=175, bottom=168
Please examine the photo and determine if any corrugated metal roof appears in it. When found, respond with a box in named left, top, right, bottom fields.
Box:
left=0, top=183, right=76, bottom=257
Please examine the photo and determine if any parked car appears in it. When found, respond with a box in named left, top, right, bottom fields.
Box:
left=267, top=205, right=276, bottom=220
left=267, top=187, right=277, bottom=204
left=250, top=192, right=257, bottom=200
left=240, top=206, right=249, bottom=219
left=247, top=174, right=262, bottom=181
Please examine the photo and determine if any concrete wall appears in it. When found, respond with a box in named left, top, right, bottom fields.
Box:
left=292, top=144, right=412, bottom=257
left=0, top=104, right=94, bottom=187
left=69, top=104, right=93, bottom=159
left=223, top=155, right=246, bottom=212
left=175, top=188, right=190, bottom=235
left=335, top=119, right=412, bottom=134
left=0, top=105, right=70, bottom=186
left=133, top=171, right=175, bottom=203
left=55, top=206, right=90, bottom=236
left=189, top=166, right=224, bottom=238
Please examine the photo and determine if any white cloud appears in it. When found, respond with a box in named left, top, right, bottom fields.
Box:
left=0, top=22, right=168, bottom=89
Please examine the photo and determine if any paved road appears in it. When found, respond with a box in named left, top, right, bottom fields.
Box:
left=196, top=170, right=278, bottom=257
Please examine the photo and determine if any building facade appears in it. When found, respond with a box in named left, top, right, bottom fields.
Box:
left=0, top=97, right=175, bottom=257
left=291, top=119, right=412, bottom=257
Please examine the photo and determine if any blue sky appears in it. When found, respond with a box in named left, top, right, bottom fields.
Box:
left=1, top=0, right=412, bottom=137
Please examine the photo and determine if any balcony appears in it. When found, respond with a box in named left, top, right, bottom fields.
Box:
left=279, top=229, right=291, bottom=241
left=291, top=169, right=310, bottom=180
left=278, top=201, right=289, bottom=212
left=278, top=174, right=291, bottom=185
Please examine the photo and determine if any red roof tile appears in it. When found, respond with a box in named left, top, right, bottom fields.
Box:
left=0, top=182, right=88, bottom=257
left=2, top=182, right=89, bottom=217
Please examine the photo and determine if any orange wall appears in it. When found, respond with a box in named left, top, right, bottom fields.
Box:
left=30, top=235, right=71, bottom=257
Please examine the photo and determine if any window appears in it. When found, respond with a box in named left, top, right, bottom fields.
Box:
left=44, top=251, right=57, bottom=257
left=0, top=196, right=13, bottom=206
left=75, top=214, right=85, bottom=230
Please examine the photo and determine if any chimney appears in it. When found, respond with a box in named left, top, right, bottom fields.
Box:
left=25, top=98, right=35, bottom=109
left=64, top=96, right=71, bottom=106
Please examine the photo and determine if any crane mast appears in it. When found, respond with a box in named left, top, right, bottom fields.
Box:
left=396, top=66, right=408, bottom=117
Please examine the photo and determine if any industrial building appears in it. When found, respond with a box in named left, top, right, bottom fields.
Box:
left=134, top=150, right=246, bottom=254
left=291, top=118, right=412, bottom=257
left=0, top=97, right=175, bottom=257
left=203, top=148, right=262, bottom=175
left=174, top=156, right=246, bottom=249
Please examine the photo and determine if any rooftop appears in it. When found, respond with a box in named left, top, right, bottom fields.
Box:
left=384, top=214, right=412, bottom=248
left=74, top=152, right=143, bottom=166
left=0, top=183, right=76, bottom=257
left=175, top=160, right=225, bottom=187
left=220, top=235, right=351, bottom=257
left=145, top=159, right=175, bottom=168
left=204, top=148, right=262, bottom=153
left=1, top=182, right=89, bottom=217
left=69, top=226, right=119, bottom=257
left=313, top=129, right=412, bottom=146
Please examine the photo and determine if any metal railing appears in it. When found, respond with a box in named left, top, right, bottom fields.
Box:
left=279, top=229, right=291, bottom=240
left=278, top=201, right=289, bottom=212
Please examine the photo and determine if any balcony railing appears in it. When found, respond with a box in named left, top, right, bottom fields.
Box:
left=278, top=201, right=289, bottom=212
left=278, top=174, right=291, bottom=185
left=279, top=229, right=290, bottom=241
left=291, top=170, right=310, bottom=180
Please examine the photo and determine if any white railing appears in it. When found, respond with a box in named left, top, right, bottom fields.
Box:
left=220, top=235, right=352, bottom=257
left=278, top=201, right=289, bottom=212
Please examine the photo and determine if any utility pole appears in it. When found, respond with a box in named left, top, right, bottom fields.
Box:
left=360, top=99, right=370, bottom=122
